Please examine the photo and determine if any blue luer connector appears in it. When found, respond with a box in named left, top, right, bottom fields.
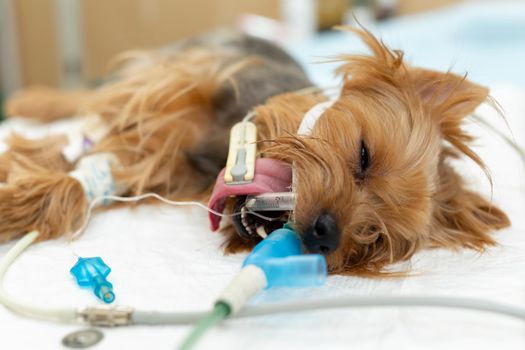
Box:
left=70, top=257, right=115, bottom=303
left=243, top=225, right=327, bottom=288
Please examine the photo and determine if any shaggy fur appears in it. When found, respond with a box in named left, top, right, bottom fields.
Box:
left=1, top=29, right=509, bottom=275
left=0, top=133, right=71, bottom=182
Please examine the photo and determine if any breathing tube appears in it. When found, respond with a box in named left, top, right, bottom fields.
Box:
left=179, top=224, right=326, bottom=350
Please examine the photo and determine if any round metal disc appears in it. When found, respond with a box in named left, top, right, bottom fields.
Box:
left=62, top=328, right=104, bottom=348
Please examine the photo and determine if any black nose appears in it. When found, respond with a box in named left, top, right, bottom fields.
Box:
left=303, top=213, right=340, bottom=255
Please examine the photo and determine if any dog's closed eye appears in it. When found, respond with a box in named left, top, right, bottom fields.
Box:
left=356, top=140, right=369, bottom=180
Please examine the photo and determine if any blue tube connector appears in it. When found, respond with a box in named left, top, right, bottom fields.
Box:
left=70, top=257, right=115, bottom=303
left=243, top=225, right=327, bottom=288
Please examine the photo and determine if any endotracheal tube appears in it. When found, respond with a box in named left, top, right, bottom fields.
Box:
left=178, top=224, right=327, bottom=350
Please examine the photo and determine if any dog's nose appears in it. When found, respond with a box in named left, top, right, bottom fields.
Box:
left=303, top=213, right=340, bottom=255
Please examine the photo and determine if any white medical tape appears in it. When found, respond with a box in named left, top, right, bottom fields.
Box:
left=69, top=153, right=122, bottom=205
left=62, top=114, right=110, bottom=163
left=297, top=99, right=336, bottom=136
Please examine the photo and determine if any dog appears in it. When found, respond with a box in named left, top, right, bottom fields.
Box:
left=2, top=28, right=510, bottom=275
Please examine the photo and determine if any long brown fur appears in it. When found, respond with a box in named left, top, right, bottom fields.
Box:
left=0, top=29, right=510, bottom=276
left=0, top=49, right=259, bottom=241
left=0, top=154, right=86, bottom=242
left=5, top=86, right=92, bottom=122
left=89, top=50, right=233, bottom=198
left=0, top=133, right=71, bottom=182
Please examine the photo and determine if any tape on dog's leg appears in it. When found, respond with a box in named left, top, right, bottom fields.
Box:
left=62, top=114, right=110, bottom=163
left=69, top=153, right=125, bottom=205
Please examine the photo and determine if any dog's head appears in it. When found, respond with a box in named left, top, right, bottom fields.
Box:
left=264, top=29, right=509, bottom=275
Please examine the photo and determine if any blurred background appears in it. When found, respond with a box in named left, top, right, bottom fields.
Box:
left=1, top=0, right=524, bottom=120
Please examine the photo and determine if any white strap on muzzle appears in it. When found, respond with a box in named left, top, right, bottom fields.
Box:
left=297, top=99, right=336, bottom=136
left=292, top=98, right=337, bottom=196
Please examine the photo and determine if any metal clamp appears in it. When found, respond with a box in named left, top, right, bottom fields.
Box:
left=245, top=192, right=296, bottom=211
left=77, top=306, right=134, bottom=327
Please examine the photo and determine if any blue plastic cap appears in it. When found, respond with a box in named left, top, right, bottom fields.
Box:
left=94, top=278, right=115, bottom=303
left=243, top=226, right=327, bottom=289
left=70, top=257, right=115, bottom=304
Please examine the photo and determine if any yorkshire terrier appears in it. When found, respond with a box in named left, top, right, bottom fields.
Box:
left=1, top=28, right=509, bottom=275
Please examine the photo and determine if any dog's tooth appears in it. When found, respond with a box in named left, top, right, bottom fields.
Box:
left=256, top=225, right=268, bottom=239
left=241, top=218, right=253, bottom=235
left=239, top=205, right=258, bottom=236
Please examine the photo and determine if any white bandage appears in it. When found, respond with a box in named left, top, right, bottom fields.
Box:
left=62, top=133, right=90, bottom=164
left=62, top=114, right=110, bottom=163
left=69, top=153, right=123, bottom=204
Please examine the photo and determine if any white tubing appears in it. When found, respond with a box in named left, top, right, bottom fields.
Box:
left=132, top=295, right=525, bottom=325
left=0, top=231, right=77, bottom=323
left=132, top=310, right=205, bottom=325
left=238, top=295, right=525, bottom=321
left=72, top=193, right=280, bottom=240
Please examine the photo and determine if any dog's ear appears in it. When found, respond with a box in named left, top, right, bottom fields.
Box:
left=341, top=28, right=490, bottom=126
left=431, top=160, right=510, bottom=250
left=410, top=70, right=511, bottom=239
left=410, top=68, right=489, bottom=124
left=410, top=68, right=490, bottom=171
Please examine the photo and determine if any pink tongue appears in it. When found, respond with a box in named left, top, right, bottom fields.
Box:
left=207, top=158, right=292, bottom=231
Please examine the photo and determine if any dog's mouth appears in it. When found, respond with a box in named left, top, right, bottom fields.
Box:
left=231, top=195, right=290, bottom=241
left=207, top=158, right=293, bottom=233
